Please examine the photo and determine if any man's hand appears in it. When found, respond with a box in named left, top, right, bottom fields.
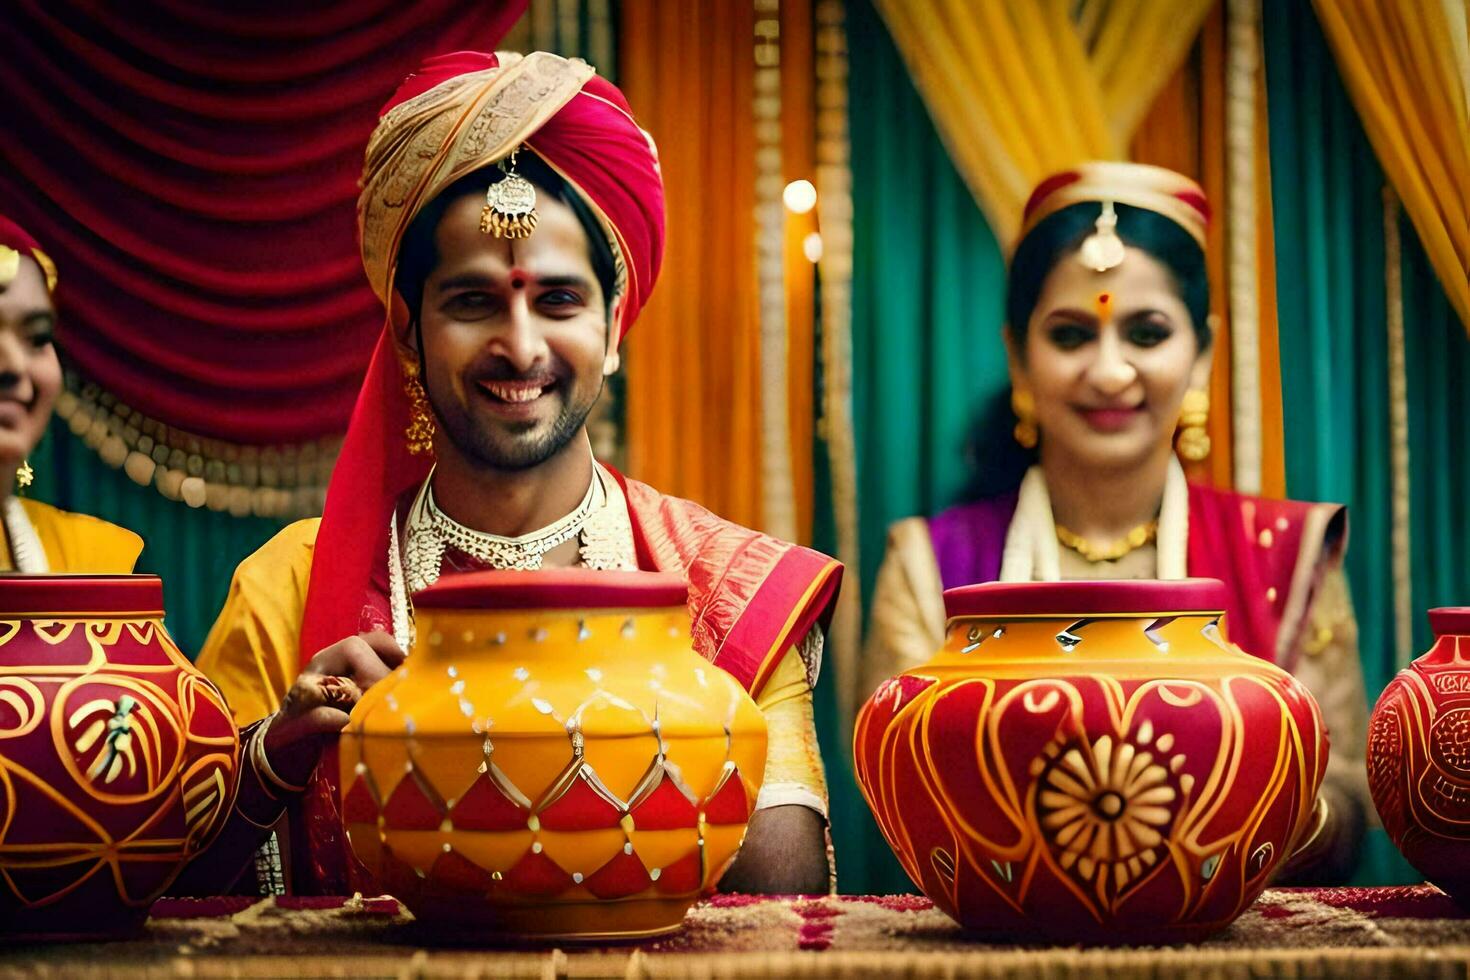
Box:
left=717, top=804, right=829, bottom=895
left=261, top=630, right=405, bottom=785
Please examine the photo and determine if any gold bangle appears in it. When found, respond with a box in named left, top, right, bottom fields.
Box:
left=253, top=713, right=309, bottom=795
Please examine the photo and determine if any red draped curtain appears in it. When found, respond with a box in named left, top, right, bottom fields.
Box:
left=0, top=1, right=524, bottom=512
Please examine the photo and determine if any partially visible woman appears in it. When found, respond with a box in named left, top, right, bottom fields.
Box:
left=0, top=216, right=141, bottom=573
left=862, top=163, right=1368, bottom=884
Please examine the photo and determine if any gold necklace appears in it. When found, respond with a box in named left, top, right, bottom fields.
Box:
left=1055, top=519, right=1159, bottom=563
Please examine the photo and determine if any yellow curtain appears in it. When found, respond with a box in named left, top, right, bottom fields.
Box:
left=1130, top=4, right=1286, bottom=498
left=1312, top=0, right=1470, bottom=333
left=618, top=1, right=764, bottom=529
left=872, top=0, right=1215, bottom=244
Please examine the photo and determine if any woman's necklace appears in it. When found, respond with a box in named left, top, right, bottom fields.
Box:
left=1054, top=519, right=1159, bottom=564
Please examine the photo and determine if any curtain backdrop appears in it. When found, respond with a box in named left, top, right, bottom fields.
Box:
left=0, top=1, right=525, bottom=448
left=1264, top=0, right=1470, bottom=886
left=29, top=418, right=283, bottom=658
left=3, top=2, right=525, bottom=653
left=836, top=0, right=1009, bottom=894
left=1311, top=0, right=1470, bottom=334
left=618, top=0, right=765, bottom=532
left=870, top=0, right=1213, bottom=244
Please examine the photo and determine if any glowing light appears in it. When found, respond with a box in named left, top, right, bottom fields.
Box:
left=783, top=179, right=817, bottom=214
left=802, top=232, right=823, bottom=263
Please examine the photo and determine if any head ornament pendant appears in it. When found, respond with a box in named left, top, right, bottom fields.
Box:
left=1078, top=200, right=1126, bottom=272
left=480, top=149, right=540, bottom=239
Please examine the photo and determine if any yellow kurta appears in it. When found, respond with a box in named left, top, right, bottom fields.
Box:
left=16, top=498, right=143, bottom=573
left=197, top=519, right=829, bottom=816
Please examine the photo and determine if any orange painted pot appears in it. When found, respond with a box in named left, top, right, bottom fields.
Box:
left=1368, top=607, right=1470, bottom=899
left=0, top=576, right=239, bottom=938
left=339, top=570, right=767, bottom=940
left=854, top=579, right=1327, bottom=944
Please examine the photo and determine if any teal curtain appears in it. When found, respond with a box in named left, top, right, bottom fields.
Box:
left=1265, top=0, right=1470, bottom=885
left=29, top=415, right=287, bottom=658
left=817, top=0, right=1012, bottom=895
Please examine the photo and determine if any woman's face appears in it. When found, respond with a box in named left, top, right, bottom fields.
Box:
left=0, top=257, right=61, bottom=474
left=1010, top=246, right=1209, bottom=473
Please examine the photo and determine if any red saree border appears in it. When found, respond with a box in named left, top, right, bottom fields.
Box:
left=731, top=551, right=842, bottom=696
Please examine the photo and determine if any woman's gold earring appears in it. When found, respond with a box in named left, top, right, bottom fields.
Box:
left=1177, top=389, right=1211, bottom=461
left=402, top=362, right=435, bottom=456
left=1011, top=390, right=1039, bottom=449
left=14, top=459, right=33, bottom=492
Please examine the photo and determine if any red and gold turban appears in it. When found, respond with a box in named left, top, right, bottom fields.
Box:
left=1019, top=161, right=1210, bottom=249
left=357, top=50, right=664, bottom=343
left=302, top=52, right=666, bottom=657
left=0, top=216, right=57, bottom=293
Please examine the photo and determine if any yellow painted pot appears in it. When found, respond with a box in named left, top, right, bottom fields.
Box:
left=339, top=570, right=767, bottom=940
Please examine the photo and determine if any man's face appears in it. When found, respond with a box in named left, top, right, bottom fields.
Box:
left=411, top=190, right=614, bottom=472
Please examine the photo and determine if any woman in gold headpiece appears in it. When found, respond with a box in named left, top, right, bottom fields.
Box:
left=862, top=162, right=1368, bottom=882
left=0, top=216, right=141, bottom=573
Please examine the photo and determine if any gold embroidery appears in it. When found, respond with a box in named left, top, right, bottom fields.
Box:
left=359, top=52, right=595, bottom=306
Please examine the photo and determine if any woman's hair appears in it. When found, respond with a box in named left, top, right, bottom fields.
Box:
left=1005, top=202, right=1211, bottom=350
left=394, top=152, right=619, bottom=324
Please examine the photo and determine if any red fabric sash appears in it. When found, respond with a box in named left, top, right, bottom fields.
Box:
left=291, top=470, right=841, bottom=894
left=1185, top=482, right=1345, bottom=664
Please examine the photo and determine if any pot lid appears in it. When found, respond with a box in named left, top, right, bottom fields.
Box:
left=944, top=578, right=1230, bottom=619
left=0, top=574, right=163, bottom=617
left=413, top=568, right=689, bottom=611
left=1429, top=607, right=1470, bottom=637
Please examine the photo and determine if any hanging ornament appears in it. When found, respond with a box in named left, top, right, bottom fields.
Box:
left=1078, top=201, right=1126, bottom=272
left=479, top=149, right=539, bottom=239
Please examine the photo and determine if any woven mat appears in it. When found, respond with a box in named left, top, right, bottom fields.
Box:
left=3, top=887, right=1470, bottom=978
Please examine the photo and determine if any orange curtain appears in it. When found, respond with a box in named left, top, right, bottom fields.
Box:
left=782, top=0, right=818, bottom=545
left=619, top=1, right=764, bottom=529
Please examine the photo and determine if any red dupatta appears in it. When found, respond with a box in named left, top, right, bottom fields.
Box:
left=1186, top=482, right=1346, bottom=667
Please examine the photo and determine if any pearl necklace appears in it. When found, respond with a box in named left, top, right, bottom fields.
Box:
left=390, top=464, right=637, bottom=648
left=402, top=468, right=598, bottom=591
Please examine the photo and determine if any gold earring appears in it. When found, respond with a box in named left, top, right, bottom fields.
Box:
left=1177, top=389, right=1211, bottom=461
left=14, top=459, right=33, bottom=492
left=1011, top=389, right=1038, bottom=449
left=402, top=361, right=435, bottom=456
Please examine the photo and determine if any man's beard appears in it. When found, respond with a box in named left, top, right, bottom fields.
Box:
left=430, top=376, right=602, bottom=472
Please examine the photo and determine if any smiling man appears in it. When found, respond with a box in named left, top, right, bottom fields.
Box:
left=190, top=52, right=841, bottom=898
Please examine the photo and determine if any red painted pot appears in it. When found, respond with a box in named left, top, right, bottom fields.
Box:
left=1369, top=608, right=1470, bottom=899
left=854, top=579, right=1327, bottom=944
left=0, top=576, right=239, bottom=938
